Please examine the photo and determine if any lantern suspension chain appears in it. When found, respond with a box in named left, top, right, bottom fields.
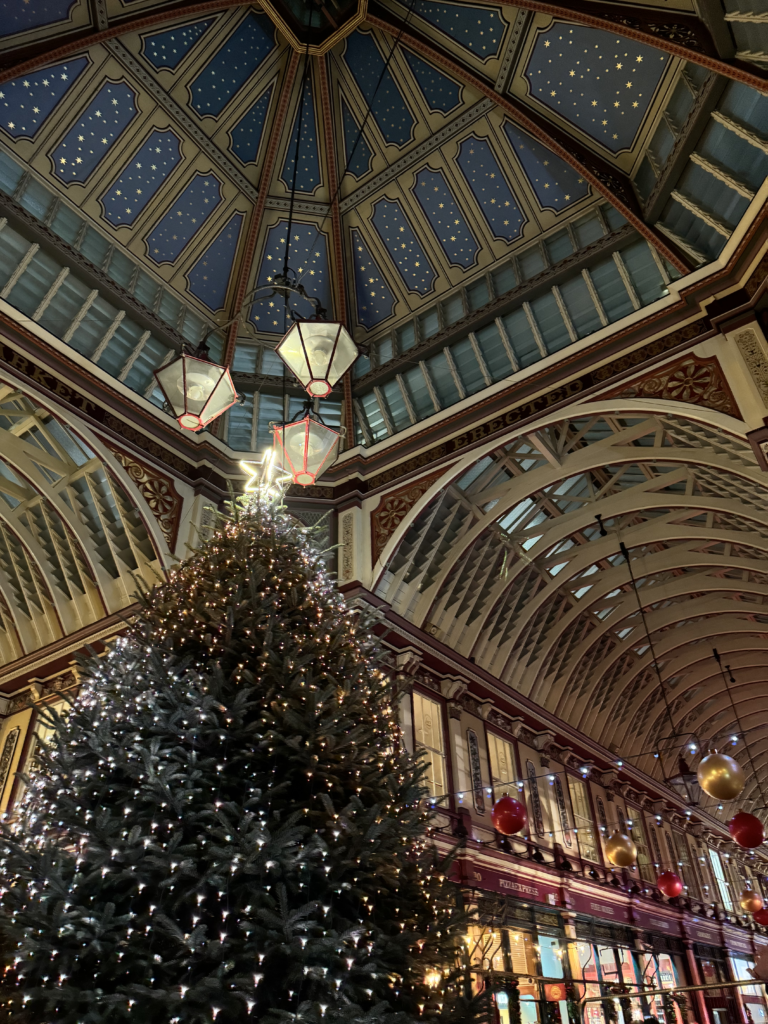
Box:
left=595, top=517, right=679, bottom=752
left=283, top=36, right=313, bottom=288
left=712, top=649, right=768, bottom=811
left=294, top=0, right=419, bottom=295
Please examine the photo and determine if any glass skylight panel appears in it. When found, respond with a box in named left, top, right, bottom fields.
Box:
left=456, top=456, right=493, bottom=491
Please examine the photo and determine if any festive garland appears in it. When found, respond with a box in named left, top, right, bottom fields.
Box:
left=507, top=979, right=522, bottom=1024
left=565, top=981, right=581, bottom=1024
left=662, top=990, right=691, bottom=1024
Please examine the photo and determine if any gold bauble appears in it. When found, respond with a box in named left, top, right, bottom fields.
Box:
left=697, top=750, right=745, bottom=801
left=605, top=830, right=638, bottom=867
left=740, top=888, right=764, bottom=914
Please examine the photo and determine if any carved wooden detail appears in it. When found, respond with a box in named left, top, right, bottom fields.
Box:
left=609, top=354, right=739, bottom=417
left=105, top=442, right=183, bottom=550
left=735, top=327, right=768, bottom=408
left=370, top=467, right=447, bottom=565
left=340, top=510, right=355, bottom=582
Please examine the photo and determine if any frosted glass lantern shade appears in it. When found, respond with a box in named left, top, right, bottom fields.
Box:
left=272, top=416, right=340, bottom=486
left=154, top=354, right=238, bottom=432
left=276, top=321, right=358, bottom=398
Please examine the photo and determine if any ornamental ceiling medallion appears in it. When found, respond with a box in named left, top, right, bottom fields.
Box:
left=371, top=466, right=450, bottom=565
left=261, top=0, right=367, bottom=55
left=608, top=353, right=740, bottom=418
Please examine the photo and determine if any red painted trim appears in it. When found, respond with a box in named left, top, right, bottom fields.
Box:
left=223, top=49, right=301, bottom=366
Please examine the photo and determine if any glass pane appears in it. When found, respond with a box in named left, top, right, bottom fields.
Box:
left=451, top=337, right=485, bottom=395
left=358, top=391, right=387, bottom=441
left=69, top=294, right=118, bottom=357
left=380, top=378, right=410, bottom=430
left=97, top=317, right=144, bottom=374
left=0, top=227, right=32, bottom=291
left=38, top=274, right=92, bottom=339
left=559, top=276, right=602, bottom=338
left=530, top=292, right=570, bottom=351
left=402, top=365, right=434, bottom=419
left=539, top=936, right=564, bottom=979
left=488, top=732, right=516, bottom=801
left=425, top=351, right=460, bottom=407
left=492, top=262, right=516, bottom=295
left=475, top=321, right=512, bottom=381
left=589, top=259, right=635, bottom=322
left=466, top=277, right=489, bottom=311
left=568, top=776, right=599, bottom=862
left=620, top=241, right=666, bottom=305
left=503, top=307, right=540, bottom=368
left=123, top=336, right=171, bottom=395
left=6, top=249, right=61, bottom=317
left=227, top=390, right=254, bottom=450
left=546, top=229, right=573, bottom=263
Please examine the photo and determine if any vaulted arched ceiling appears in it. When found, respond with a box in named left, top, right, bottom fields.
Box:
left=374, top=405, right=768, bottom=819
left=0, top=382, right=164, bottom=667
left=0, top=0, right=765, bottom=456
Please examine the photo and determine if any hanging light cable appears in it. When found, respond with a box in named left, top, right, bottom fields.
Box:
left=712, top=650, right=768, bottom=813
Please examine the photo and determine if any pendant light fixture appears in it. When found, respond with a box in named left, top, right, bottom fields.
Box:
left=154, top=344, right=238, bottom=432
left=277, top=319, right=358, bottom=398
left=272, top=409, right=341, bottom=486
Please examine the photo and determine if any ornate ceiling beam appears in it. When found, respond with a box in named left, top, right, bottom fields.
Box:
left=367, top=10, right=693, bottom=275
left=451, top=0, right=768, bottom=94
left=0, top=0, right=252, bottom=83
left=222, top=50, right=301, bottom=367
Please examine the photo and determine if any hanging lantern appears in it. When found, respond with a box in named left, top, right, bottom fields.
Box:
left=729, top=811, right=765, bottom=849
left=154, top=352, right=238, bottom=432
left=754, top=907, right=768, bottom=927
left=277, top=320, right=358, bottom=398
left=491, top=796, right=527, bottom=836
left=697, top=750, right=745, bottom=801
left=657, top=871, right=684, bottom=898
left=272, top=415, right=340, bottom=486
left=740, top=888, right=764, bottom=913
left=605, top=830, right=637, bottom=867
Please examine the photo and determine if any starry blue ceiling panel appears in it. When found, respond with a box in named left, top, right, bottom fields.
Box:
left=249, top=221, right=332, bottom=334
left=0, top=0, right=78, bottom=37
left=280, top=78, right=321, bottom=194
left=404, top=51, right=462, bottom=114
left=456, top=136, right=524, bottom=242
left=342, top=100, right=372, bottom=179
left=101, top=130, right=182, bottom=227
left=351, top=228, right=396, bottom=330
left=51, top=81, right=137, bottom=183
left=411, top=1, right=504, bottom=59
left=145, top=173, right=222, bottom=264
left=413, top=167, right=479, bottom=269
left=187, top=212, right=244, bottom=312
left=504, top=123, right=590, bottom=211
left=230, top=85, right=272, bottom=165
left=189, top=14, right=274, bottom=118
left=0, top=57, right=87, bottom=140
left=344, top=33, right=414, bottom=147
left=141, top=19, right=213, bottom=70
left=525, top=23, right=669, bottom=153
left=371, top=198, right=435, bottom=295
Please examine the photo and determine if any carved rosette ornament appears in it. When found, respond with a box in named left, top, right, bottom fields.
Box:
left=104, top=443, right=183, bottom=550
left=609, top=354, right=739, bottom=417
left=370, top=467, right=447, bottom=565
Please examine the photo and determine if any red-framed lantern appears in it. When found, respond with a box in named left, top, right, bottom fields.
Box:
left=272, top=415, right=340, bottom=486
left=154, top=353, right=238, bottom=432
left=276, top=320, right=358, bottom=398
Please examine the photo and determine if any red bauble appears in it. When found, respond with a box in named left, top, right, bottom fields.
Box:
left=729, top=811, right=765, bottom=849
left=754, top=908, right=768, bottom=927
left=491, top=796, right=528, bottom=835
left=657, top=871, right=684, bottom=898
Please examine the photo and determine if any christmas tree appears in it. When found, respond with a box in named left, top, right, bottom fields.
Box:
left=0, top=495, right=473, bottom=1024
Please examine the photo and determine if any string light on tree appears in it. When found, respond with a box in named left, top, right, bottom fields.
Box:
left=0, top=494, right=472, bottom=1023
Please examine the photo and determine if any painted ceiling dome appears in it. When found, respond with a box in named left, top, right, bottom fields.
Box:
left=0, top=0, right=764, bottom=455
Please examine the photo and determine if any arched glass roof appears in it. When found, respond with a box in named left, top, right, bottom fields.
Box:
left=0, top=0, right=765, bottom=451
